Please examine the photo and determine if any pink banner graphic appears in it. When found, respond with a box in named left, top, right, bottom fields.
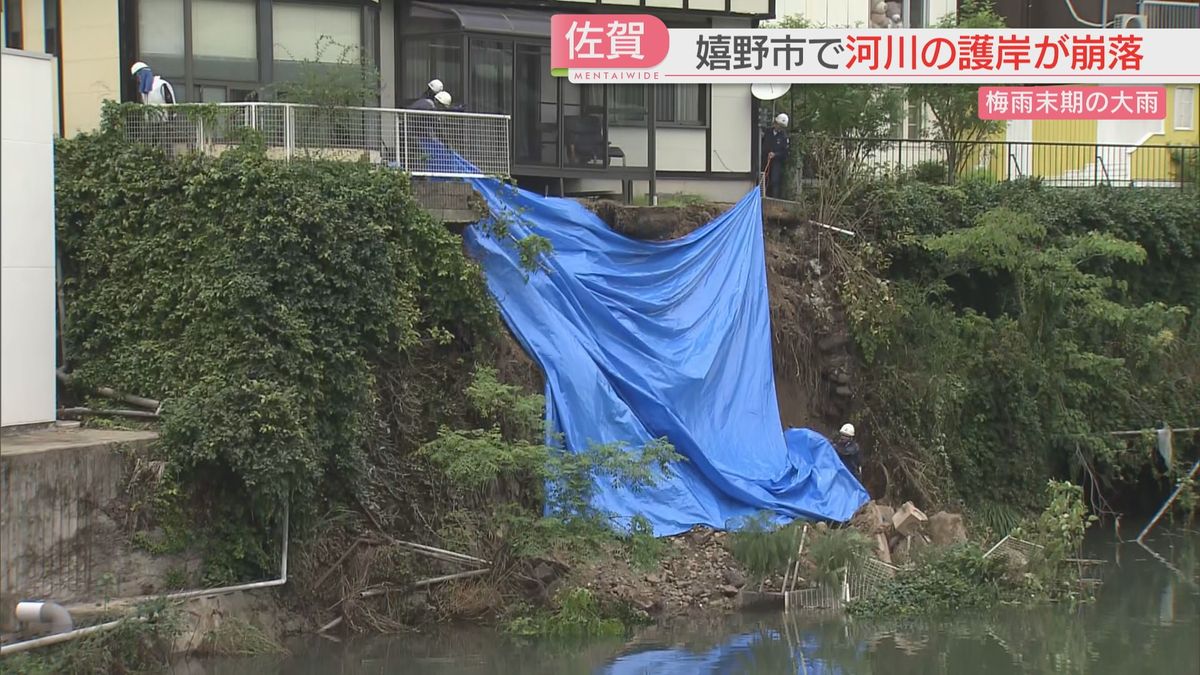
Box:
left=550, top=14, right=670, bottom=70
left=978, top=86, right=1167, bottom=120
left=548, top=15, right=1200, bottom=84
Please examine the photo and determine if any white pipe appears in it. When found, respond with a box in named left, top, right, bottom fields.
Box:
left=14, top=601, right=74, bottom=634
left=0, top=619, right=130, bottom=656
left=0, top=503, right=289, bottom=656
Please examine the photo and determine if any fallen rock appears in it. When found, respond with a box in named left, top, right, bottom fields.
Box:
left=928, top=512, right=968, bottom=547
left=875, top=504, right=896, bottom=534
left=891, top=533, right=931, bottom=566
left=720, top=585, right=740, bottom=597
left=892, top=501, right=929, bottom=536
left=874, top=533, right=893, bottom=564
left=723, top=568, right=746, bottom=588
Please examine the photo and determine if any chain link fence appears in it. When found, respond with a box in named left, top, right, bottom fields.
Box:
left=118, top=103, right=511, bottom=179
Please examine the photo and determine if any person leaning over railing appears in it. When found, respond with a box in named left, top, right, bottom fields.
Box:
left=403, top=91, right=455, bottom=173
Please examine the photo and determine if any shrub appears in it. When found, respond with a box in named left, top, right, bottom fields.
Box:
left=56, top=106, right=498, bottom=577
left=848, top=543, right=1007, bottom=617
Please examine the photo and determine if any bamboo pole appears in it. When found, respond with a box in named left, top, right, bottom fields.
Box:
left=1136, top=459, right=1200, bottom=544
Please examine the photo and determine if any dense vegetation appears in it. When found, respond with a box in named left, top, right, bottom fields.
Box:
left=850, top=481, right=1098, bottom=617
left=55, top=104, right=676, bottom=596
left=56, top=104, right=499, bottom=580
left=836, top=178, right=1200, bottom=515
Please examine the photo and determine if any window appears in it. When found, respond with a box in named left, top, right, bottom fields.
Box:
left=1175, top=87, right=1195, bottom=131
left=907, top=0, right=927, bottom=28
left=138, top=0, right=185, bottom=81
left=514, top=44, right=556, bottom=165
left=3, top=0, right=22, bottom=49
left=193, top=0, right=258, bottom=81
left=402, top=37, right=462, bottom=106
left=607, top=85, right=707, bottom=126
left=273, top=1, right=361, bottom=81
left=656, top=85, right=706, bottom=126
left=470, top=39, right=513, bottom=115
left=44, top=0, right=58, bottom=55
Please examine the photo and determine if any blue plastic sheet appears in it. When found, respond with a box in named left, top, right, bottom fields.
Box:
left=447, top=153, right=866, bottom=536
left=596, top=629, right=855, bottom=675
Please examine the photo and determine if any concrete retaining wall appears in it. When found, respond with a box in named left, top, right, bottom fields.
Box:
left=0, top=428, right=157, bottom=602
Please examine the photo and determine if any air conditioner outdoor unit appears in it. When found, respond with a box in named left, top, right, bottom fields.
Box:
left=1114, top=13, right=1147, bottom=28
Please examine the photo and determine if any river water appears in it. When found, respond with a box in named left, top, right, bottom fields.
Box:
left=176, top=529, right=1199, bottom=675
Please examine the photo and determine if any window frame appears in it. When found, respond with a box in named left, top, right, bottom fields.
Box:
left=607, top=84, right=710, bottom=128
left=1174, top=86, right=1195, bottom=132
left=127, top=0, right=378, bottom=103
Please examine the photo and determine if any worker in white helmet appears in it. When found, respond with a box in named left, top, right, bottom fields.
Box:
left=130, top=61, right=176, bottom=105
left=408, top=89, right=452, bottom=111
left=833, top=422, right=862, bottom=481
left=760, top=112, right=790, bottom=199
left=408, top=78, right=444, bottom=108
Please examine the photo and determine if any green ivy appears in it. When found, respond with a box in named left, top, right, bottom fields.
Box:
left=838, top=179, right=1199, bottom=508
left=56, top=111, right=499, bottom=574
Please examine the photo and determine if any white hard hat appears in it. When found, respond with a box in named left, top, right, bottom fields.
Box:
left=434, top=91, right=452, bottom=107
left=427, top=79, right=444, bottom=93
left=839, top=423, right=855, bottom=437
left=131, top=61, right=149, bottom=75
left=775, top=113, right=789, bottom=126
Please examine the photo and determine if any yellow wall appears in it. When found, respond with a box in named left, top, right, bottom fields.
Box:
left=59, top=0, right=121, bottom=136
left=1030, top=119, right=1097, bottom=178
left=20, top=0, right=44, bottom=52
left=1130, top=84, right=1199, bottom=182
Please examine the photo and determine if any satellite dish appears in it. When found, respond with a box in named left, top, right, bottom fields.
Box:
left=751, top=83, right=792, bottom=101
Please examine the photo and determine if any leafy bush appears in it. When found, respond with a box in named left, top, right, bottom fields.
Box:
left=838, top=179, right=1200, bottom=508
left=56, top=109, right=498, bottom=576
left=849, top=543, right=1007, bottom=617
left=419, top=366, right=682, bottom=562
left=1013, top=480, right=1098, bottom=598
left=908, top=160, right=950, bottom=185
left=625, top=514, right=666, bottom=572
left=503, top=588, right=636, bottom=638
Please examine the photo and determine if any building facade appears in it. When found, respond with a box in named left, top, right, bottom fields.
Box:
left=2, top=0, right=777, bottom=201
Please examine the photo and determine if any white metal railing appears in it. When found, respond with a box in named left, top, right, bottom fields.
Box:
left=1140, top=1, right=1200, bottom=28
left=119, top=102, right=511, bottom=179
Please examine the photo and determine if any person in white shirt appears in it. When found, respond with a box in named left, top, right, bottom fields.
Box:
left=131, top=61, right=176, bottom=105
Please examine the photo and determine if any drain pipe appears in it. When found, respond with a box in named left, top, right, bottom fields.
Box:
left=55, top=368, right=163, bottom=413
left=0, top=504, right=288, bottom=656
left=14, top=602, right=74, bottom=634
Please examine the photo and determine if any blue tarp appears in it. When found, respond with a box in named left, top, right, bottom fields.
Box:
left=440, top=145, right=867, bottom=535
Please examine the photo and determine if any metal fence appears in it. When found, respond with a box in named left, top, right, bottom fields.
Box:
left=119, top=102, right=511, bottom=179
left=799, top=138, right=1199, bottom=189
left=1141, top=1, right=1200, bottom=28
left=784, top=557, right=899, bottom=612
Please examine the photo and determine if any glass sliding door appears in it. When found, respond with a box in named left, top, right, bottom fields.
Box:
left=402, top=36, right=464, bottom=107
left=607, top=85, right=648, bottom=168
left=561, top=80, right=606, bottom=167
left=514, top=44, right=555, bottom=165
left=469, top=39, right=513, bottom=115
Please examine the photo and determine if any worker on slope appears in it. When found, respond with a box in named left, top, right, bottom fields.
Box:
left=130, top=62, right=176, bottom=105
left=760, top=113, right=790, bottom=199
left=833, top=423, right=862, bottom=482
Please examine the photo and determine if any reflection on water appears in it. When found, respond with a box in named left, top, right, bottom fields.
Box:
left=177, top=530, right=1199, bottom=675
